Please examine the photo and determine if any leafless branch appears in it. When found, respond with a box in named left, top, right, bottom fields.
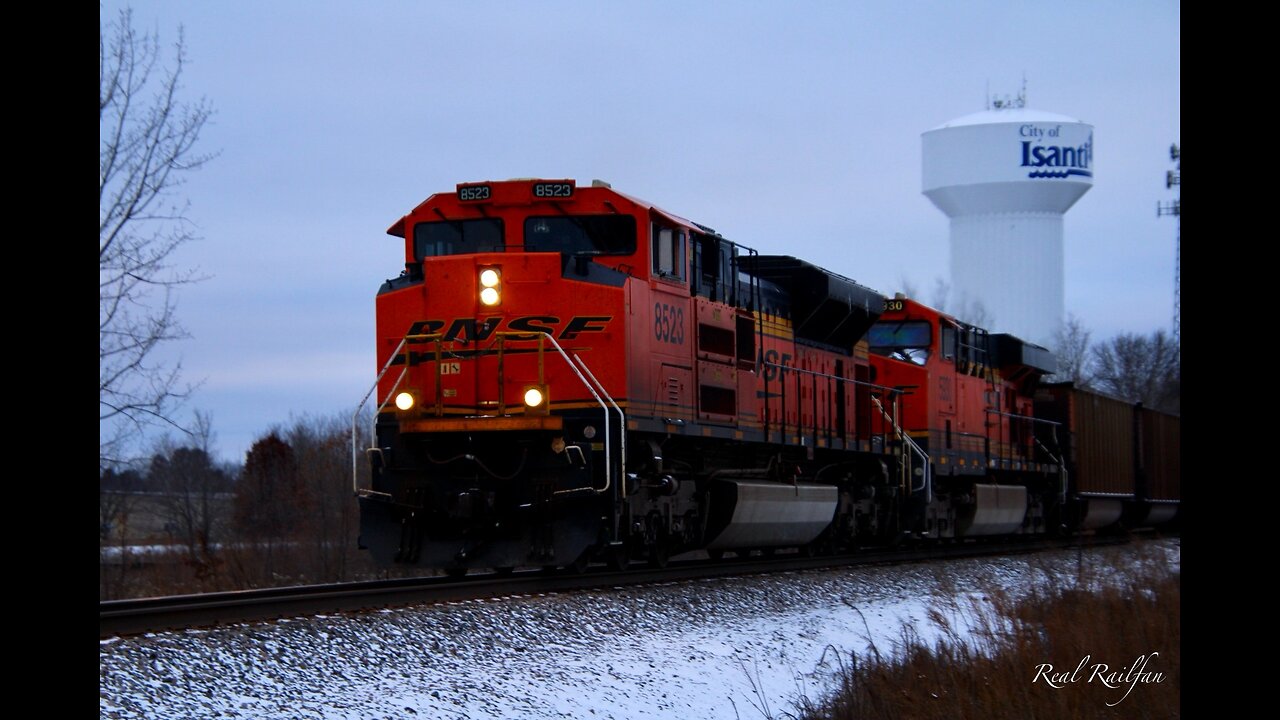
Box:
left=100, top=7, right=215, bottom=469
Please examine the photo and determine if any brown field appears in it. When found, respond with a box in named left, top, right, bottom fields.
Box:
left=792, top=548, right=1179, bottom=719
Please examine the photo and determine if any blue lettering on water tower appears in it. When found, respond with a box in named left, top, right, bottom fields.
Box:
left=1020, top=131, right=1093, bottom=179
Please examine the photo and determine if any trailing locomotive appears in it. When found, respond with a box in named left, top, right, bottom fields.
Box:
left=353, top=178, right=1179, bottom=575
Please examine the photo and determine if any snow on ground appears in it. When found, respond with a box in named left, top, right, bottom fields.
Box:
left=100, top=539, right=1179, bottom=719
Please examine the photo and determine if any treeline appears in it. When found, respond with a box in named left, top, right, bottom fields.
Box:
left=99, top=412, right=410, bottom=600
left=1050, top=319, right=1180, bottom=415
left=906, top=279, right=1180, bottom=415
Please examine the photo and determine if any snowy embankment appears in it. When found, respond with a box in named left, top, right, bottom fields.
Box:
left=100, top=539, right=1179, bottom=719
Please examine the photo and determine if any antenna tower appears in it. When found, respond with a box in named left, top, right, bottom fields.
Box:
left=1157, top=143, right=1180, bottom=342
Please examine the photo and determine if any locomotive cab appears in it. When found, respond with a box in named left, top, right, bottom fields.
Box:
left=355, top=178, right=904, bottom=572
left=867, top=296, right=1061, bottom=538
left=358, top=179, right=651, bottom=574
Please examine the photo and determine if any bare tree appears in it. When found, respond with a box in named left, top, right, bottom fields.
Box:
left=287, top=412, right=369, bottom=583
left=1091, top=330, right=1180, bottom=414
left=930, top=277, right=949, bottom=311
left=897, top=275, right=920, bottom=301
left=148, top=412, right=231, bottom=563
left=100, top=466, right=142, bottom=544
left=930, top=277, right=992, bottom=329
left=100, top=8, right=214, bottom=469
left=1047, top=314, right=1093, bottom=386
left=100, top=465, right=145, bottom=599
left=232, top=432, right=310, bottom=585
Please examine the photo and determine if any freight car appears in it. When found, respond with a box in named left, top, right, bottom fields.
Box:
left=352, top=178, right=1177, bottom=575
left=1034, top=384, right=1181, bottom=531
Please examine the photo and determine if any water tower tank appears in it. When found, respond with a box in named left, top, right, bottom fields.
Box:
left=922, top=106, right=1093, bottom=348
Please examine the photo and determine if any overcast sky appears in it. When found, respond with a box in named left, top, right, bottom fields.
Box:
left=102, top=1, right=1180, bottom=466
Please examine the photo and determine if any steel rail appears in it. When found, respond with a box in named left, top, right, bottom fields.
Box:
left=100, top=533, right=1153, bottom=639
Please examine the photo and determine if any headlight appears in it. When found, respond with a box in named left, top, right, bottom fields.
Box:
left=395, top=392, right=415, bottom=411
left=479, top=267, right=501, bottom=305
left=523, top=387, right=544, bottom=408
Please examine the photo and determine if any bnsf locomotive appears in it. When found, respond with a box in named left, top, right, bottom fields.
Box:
left=354, top=178, right=1179, bottom=575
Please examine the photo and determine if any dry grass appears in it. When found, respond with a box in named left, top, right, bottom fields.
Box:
left=98, top=543, right=414, bottom=600
left=793, top=548, right=1179, bottom=719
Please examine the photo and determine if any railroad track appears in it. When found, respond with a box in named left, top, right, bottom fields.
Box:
left=100, top=533, right=1144, bottom=638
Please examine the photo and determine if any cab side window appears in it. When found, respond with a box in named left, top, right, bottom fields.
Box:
left=651, top=222, right=687, bottom=282
left=941, top=326, right=956, bottom=361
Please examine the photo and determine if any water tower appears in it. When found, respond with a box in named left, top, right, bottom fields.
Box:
left=921, top=92, right=1093, bottom=348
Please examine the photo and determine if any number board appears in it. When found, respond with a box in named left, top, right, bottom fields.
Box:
left=532, top=180, right=575, bottom=199
left=457, top=184, right=492, bottom=202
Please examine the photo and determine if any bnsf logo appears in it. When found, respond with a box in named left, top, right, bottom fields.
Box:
left=406, top=315, right=612, bottom=342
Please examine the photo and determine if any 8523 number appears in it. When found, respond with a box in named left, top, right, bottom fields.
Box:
left=654, top=302, right=684, bottom=345
left=533, top=182, right=573, bottom=198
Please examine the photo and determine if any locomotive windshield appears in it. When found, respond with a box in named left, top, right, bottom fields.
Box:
left=414, top=218, right=505, bottom=259
left=867, top=321, right=932, bottom=364
left=524, top=215, right=636, bottom=255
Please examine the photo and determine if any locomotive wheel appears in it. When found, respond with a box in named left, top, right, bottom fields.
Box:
left=493, top=566, right=515, bottom=576
left=445, top=567, right=468, bottom=579
left=648, top=547, right=669, bottom=569
left=646, top=515, right=670, bottom=568
left=648, top=541, right=670, bottom=569
left=707, top=549, right=725, bottom=561
left=567, top=548, right=592, bottom=574
left=606, top=544, right=630, bottom=571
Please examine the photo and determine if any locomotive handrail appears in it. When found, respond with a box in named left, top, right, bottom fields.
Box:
left=351, top=333, right=444, bottom=495
left=984, top=408, right=1060, bottom=426
left=1031, top=433, right=1068, bottom=504
left=759, top=360, right=903, bottom=449
left=354, top=328, right=616, bottom=497
left=352, top=335, right=410, bottom=495
left=487, top=332, right=544, bottom=415
left=573, top=352, right=625, bottom=496
left=533, top=333, right=612, bottom=496
left=984, top=409, right=1066, bottom=497
left=759, top=361, right=903, bottom=398
left=871, top=395, right=932, bottom=504
left=984, top=408, right=1063, bottom=442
